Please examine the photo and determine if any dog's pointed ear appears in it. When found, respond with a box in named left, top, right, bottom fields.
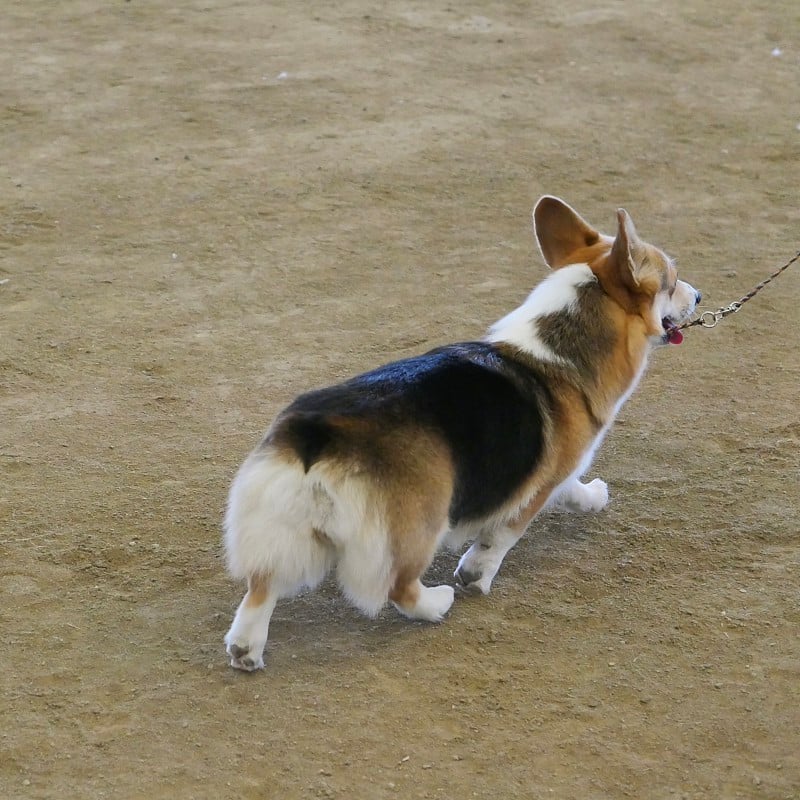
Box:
left=533, top=196, right=601, bottom=268
left=608, top=208, right=656, bottom=288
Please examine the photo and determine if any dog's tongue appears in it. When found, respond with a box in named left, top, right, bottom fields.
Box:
left=664, top=323, right=683, bottom=345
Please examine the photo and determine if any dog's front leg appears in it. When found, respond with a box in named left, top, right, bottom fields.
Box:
left=552, top=477, right=609, bottom=513
left=454, top=488, right=554, bottom=594
left=454, top=525, right=521, bottom=594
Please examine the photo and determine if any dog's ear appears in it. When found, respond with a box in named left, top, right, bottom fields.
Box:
left=533, top=196, right=601, bottom=268
left=608, top=209, right=659, bottom=289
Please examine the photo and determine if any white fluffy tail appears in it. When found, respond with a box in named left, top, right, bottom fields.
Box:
left=224, top=448, right=393, bottom=613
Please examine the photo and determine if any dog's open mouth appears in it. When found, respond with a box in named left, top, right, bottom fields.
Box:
left=662, top=317, right=684, bottom=345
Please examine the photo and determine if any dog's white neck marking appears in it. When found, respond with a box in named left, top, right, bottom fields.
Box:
left=486, top=263, right=595, bottom=363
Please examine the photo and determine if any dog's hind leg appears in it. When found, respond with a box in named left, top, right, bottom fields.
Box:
left=388, top=519, right=455, bottom=623
left=333, top=515, right=455, bottom=622
left=225, top=573, right=277, bottom=671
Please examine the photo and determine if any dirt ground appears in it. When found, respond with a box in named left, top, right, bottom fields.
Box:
left=2, top=1, right=799, bottom=798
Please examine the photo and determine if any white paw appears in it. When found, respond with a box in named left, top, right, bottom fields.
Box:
left=224, top=603, right=272, bottom=671
left=395, top=584, right=455, bottom=622
left=454, top=545, right=501, bottom=594
left=556, top=478, right=609, bottom=512
left=453, top=558, right=497, bottom=594
left=227, top=644, right=264, bottom=672
left=582, top=478, right=609, bottom=512
left=415, top=584, right=455, bottom=622
left=224, top=634, right=266, bottom=671
left=459, top=573, right=493, bottom=595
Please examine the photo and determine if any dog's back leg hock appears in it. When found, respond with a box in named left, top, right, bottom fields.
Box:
left=225, top=572, right=277, bottom=671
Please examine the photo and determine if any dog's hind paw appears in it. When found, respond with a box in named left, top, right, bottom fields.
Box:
left=225, top=638, right=266, bottom=671
left=393, top=582, right=455, bottom=622
left=415, top=584, right=455, bottom=622
left=227, top=642, right=264, bottom=672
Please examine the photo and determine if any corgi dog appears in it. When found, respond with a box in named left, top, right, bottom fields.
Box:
left=223, top=196, right=700, bottom=670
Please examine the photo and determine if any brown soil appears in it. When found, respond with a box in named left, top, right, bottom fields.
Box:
left=2, top=2, right=799, bottom=798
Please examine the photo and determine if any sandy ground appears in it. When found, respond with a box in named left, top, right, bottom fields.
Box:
left=2, top=1, right=799, bottom=798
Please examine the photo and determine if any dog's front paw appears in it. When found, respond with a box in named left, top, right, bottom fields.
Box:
left=454, top=565, right=494, bottom=595
left=556, top=478, right=609, bottom=512
left=582, top=478, right=609, bottom=512
left=454, top=545, right=501, bottom=595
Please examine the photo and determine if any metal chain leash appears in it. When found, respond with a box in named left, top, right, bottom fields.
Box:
left=678, top=249, right=800, bottom=331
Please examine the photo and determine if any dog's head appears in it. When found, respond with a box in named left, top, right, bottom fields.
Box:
left=533, top=196, right=700, bottom=345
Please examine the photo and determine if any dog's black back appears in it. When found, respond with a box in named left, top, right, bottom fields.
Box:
left=269, top=342, right=552, bottom=524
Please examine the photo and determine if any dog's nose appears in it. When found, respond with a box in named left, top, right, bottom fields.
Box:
left=695, top=290, right=702, bottom=304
